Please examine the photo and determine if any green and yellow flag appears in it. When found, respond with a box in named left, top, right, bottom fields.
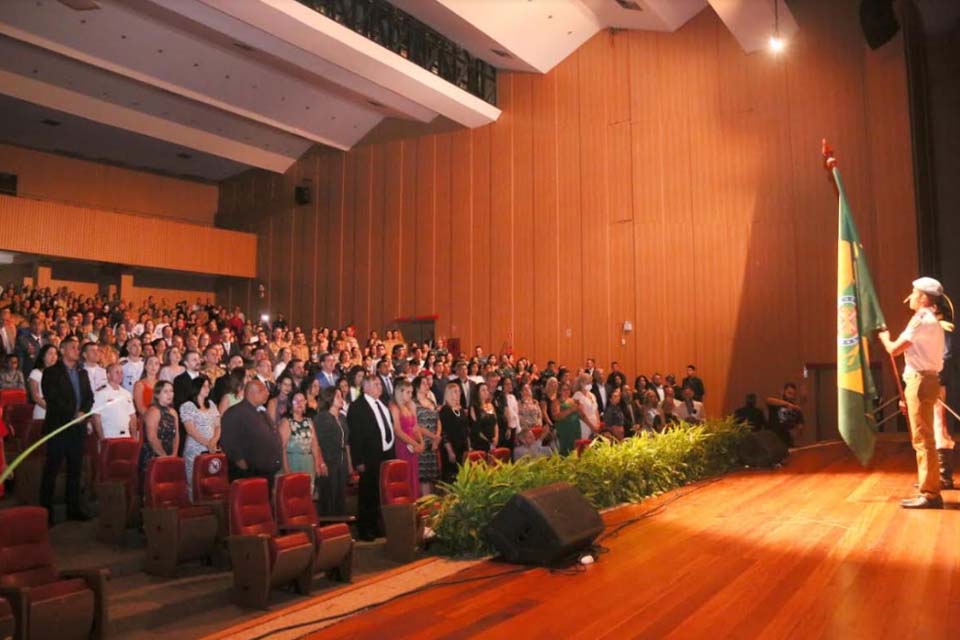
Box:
left=835, top=166, right=885, bottom=465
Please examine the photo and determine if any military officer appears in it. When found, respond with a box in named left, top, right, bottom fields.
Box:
left=879, top=277, right=946, bottom=509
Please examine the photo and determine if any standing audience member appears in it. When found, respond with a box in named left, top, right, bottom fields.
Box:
left=602, top=386, right=626, bottom=440
left=439, top=382, right=469, bottom=483
left=315, top=387, right=351, bottom=516
left=390, top=379, right=423, bottom=498
left=278, top=391, right=326, bottom=492
left=217, top=368, right=246, bottom=415
left=173, top=350, right=201, bottom=410
left=0, top=354, right=25, bottom=389
left=120, top=338, right=144, bottom=392
left=139, top=380, right=179, bottom=493
left=414, top=375, right=441, bottom=496
left=766, top=382, right=805, bottom=447
left=267, top=376, right=294, bottom=426
left=158, top=347, right=184, bottom=383
left=469, top=383, right=499, bottom=453
left=91, top=363, right=138, bottom=443
left=81, top=342, right=107, bottom=393
left=28, top=345, right=58, bottom=423
left=180, top=375, right=220, bottom=500
left=682, top=365, right=706, bottom=402
left=573, top=373, right=600, bottom=439
left=133, top=355, right=160, bottom=417
left=552, top=381, right=582, bottom=456
left=219, top=380, right=282, bottom=487
left=40, top=336, right=93, bottom=524
left=348, top=375, right=395, bottom=541
left=517, top=383, right=543, bottom=430
left=496, top=376, right=520, bottom=450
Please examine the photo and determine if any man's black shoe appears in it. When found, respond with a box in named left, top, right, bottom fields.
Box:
left=900, top=495, right=943, bottom=509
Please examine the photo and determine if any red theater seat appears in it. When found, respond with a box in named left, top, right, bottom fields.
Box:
left=379, top=460, right=423, bottom=563
left=488, top=447, right=511, bottom=465
left=12, top=420, right=45, bottom=505
left=0, top=507, right=108, bottom=640
left=275, top=473, right=354, bottom=582
left=227, top=478, right=315, bottom=609
left=464, top=450, right=487, bottom=465
left=0, top=595, right=13, bottom=640
left=142, top=457, right=219, bottom=577
left=192, top=453, right=230, bottom=537
left=95, top=438, right=141, bottom=545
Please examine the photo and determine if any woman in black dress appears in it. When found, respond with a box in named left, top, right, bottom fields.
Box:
left=439, top=382, right=469, bottom=483
left=469, top=383, right=498, bottom=453
left=314, top=387, right=351, bottom=516
left=139, top=380, right=179, bottom=496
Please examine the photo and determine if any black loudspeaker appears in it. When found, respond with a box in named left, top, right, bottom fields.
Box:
left=0, top=172, right=17, bottom=196
left=484, top=482, right=604, bottom=566
left=859, top=0, right=899, bottom=50
left=294, top=185, right=311, bottom=205
left=738, top=430, right=789, bottom=468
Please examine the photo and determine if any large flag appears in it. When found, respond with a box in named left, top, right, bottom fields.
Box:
left=835, top=166, right=886, bottom=465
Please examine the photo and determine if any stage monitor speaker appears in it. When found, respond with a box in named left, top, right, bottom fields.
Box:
left=484, top=482, right=604, bottom=566
left=294, top=185, right=311, bottom=205
left=859, top=0, right=899, bottom=50
left=738, top=430, right=789, bottom=468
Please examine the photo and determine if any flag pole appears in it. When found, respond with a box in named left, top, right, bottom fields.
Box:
left=822, top=138, right=905, bottom=417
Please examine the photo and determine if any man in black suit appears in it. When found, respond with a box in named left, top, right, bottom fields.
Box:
left=173, top=349, right=201, bottom=454
left=590, top=368, right=608, bottom=414
left=40, top=335, right=94, bottom=525
left=453, top=361, right=476, bottom=409
left=219, top=328, right=241, bottom=365
left=376, top=357, right=395, bottom=405
left=219, top=380, right=282, bottom=487
left=348, top=375, right=395, bottom=541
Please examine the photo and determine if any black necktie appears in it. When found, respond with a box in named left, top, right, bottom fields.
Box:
left=375, top=402, right=393, bottom=447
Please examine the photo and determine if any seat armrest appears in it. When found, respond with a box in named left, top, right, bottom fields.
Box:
left=60, top=568, right=110, bottom=639
left=277, top=524, right=317, bottom=546
left=315, top=515, right=356, bottom=524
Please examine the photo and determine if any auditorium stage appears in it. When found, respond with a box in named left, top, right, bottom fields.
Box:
left=216, top=435, right=960, bottom=640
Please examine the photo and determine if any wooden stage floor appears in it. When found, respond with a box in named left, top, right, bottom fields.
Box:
left=302, top=437, right=960, bottom=639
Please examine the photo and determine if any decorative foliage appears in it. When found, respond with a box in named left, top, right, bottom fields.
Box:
left=419, top=419, right=748, bottom=556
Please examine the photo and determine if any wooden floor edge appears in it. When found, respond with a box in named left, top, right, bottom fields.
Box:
left=200, top=556, right=444, bottom=640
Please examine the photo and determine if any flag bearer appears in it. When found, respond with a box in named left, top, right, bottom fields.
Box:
left=879, top=277, right=946, bottom=509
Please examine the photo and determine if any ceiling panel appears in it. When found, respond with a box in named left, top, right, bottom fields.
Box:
left=0, top=94, right=247, bottom=181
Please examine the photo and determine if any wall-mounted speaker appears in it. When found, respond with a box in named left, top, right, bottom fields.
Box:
left=0, top=173, right=17, bottom=196
left=859, top=0, right=900, bottom=50
left=294, top=185, right=311, bottom=206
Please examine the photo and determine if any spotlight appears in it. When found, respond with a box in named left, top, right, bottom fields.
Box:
left=769, top=35, right=786, bottom=53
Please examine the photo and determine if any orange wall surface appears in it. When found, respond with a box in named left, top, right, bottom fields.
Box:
left=218, top=1, right=917, bottom=416
left=0, top=144, right=218, bottom=225
left=0, top=195, right=256, bottom=278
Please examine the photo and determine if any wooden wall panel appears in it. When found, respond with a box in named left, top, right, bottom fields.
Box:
left=449, top=130, right=473, bottom=350
left=0, top=144, right=218, bottom=224
left=531, top=71, right=560, bottom=367
left=220, top=0, right=917, bottom=417
left=0, top=194, right=255, bottom=277
left=489, top=76, right=513, bottom=354
left=434, top=134, right=453, bottom=340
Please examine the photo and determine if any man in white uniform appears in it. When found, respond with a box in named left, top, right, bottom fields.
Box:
left=879, top=277, right=946, bottom=509
left=92, top=363, right=138, bottom=445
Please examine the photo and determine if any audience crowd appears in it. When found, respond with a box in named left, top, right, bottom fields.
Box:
left=0, top=283, right=795, bottom=535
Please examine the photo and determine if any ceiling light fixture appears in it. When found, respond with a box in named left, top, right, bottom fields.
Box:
left=769, top=0, right=786, bottom=53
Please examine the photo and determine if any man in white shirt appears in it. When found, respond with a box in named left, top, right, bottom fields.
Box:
left=675, top=387, right=705, bottom=424
left=82, top=341, right=107, bottom=393
left=92, top=363, right=138, bottom=444
left=879, top=276, right=947, bottom=509
left=120, top=337, right=144, bottom=393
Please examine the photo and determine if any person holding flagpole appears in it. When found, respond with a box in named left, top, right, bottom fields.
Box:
left=879, top=277, right=946, bottom=509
